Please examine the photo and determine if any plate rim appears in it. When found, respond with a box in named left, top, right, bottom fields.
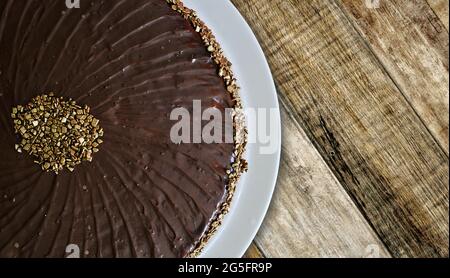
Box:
left=182, top=0, right=282, bottom=258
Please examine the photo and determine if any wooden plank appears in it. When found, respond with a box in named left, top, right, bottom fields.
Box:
left=252, top=103, right=390, bottom=258
left=243, top=243, right=266, bottom=258
left=427, top=0, right=449, bottom=30
left=232, top=0, right=449, bottom=257
left=338, top=0, right=449, bottom=154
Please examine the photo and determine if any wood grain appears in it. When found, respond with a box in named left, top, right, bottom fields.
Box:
left=243, top=243, right=266, bottom=258
left=427, top=0, right=449, bottom=30
left=249, top=103, right=390, bottom=258
left=338, top=0, right=449, bottom=153
left=232, top=0, right=449, bottom=257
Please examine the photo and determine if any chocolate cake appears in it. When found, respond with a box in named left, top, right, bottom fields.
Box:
left=0, top=0, right=246, bottom=258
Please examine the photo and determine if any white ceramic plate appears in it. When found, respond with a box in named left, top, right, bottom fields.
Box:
left=182, top=0, right=282, bottom=258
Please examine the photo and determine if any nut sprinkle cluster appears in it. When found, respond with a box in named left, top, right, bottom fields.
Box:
left=11, top=93, right=104, bottom=174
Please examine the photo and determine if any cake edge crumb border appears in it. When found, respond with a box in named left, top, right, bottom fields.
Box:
left=166, top=0, right=249, bottom=258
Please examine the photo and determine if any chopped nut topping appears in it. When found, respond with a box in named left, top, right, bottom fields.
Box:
left=166, top=0, right=248, bottom=258
left=11, top=93, right=104, bottom=174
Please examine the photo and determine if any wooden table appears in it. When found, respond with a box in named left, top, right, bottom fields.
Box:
left=230, top=0, right=449, bottom=258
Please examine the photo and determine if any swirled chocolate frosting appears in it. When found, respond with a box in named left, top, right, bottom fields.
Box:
left=0, top=0, right=235, bottom=258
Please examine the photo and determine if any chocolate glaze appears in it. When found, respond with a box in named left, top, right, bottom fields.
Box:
left=0, top=0, right=235, bottom=258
